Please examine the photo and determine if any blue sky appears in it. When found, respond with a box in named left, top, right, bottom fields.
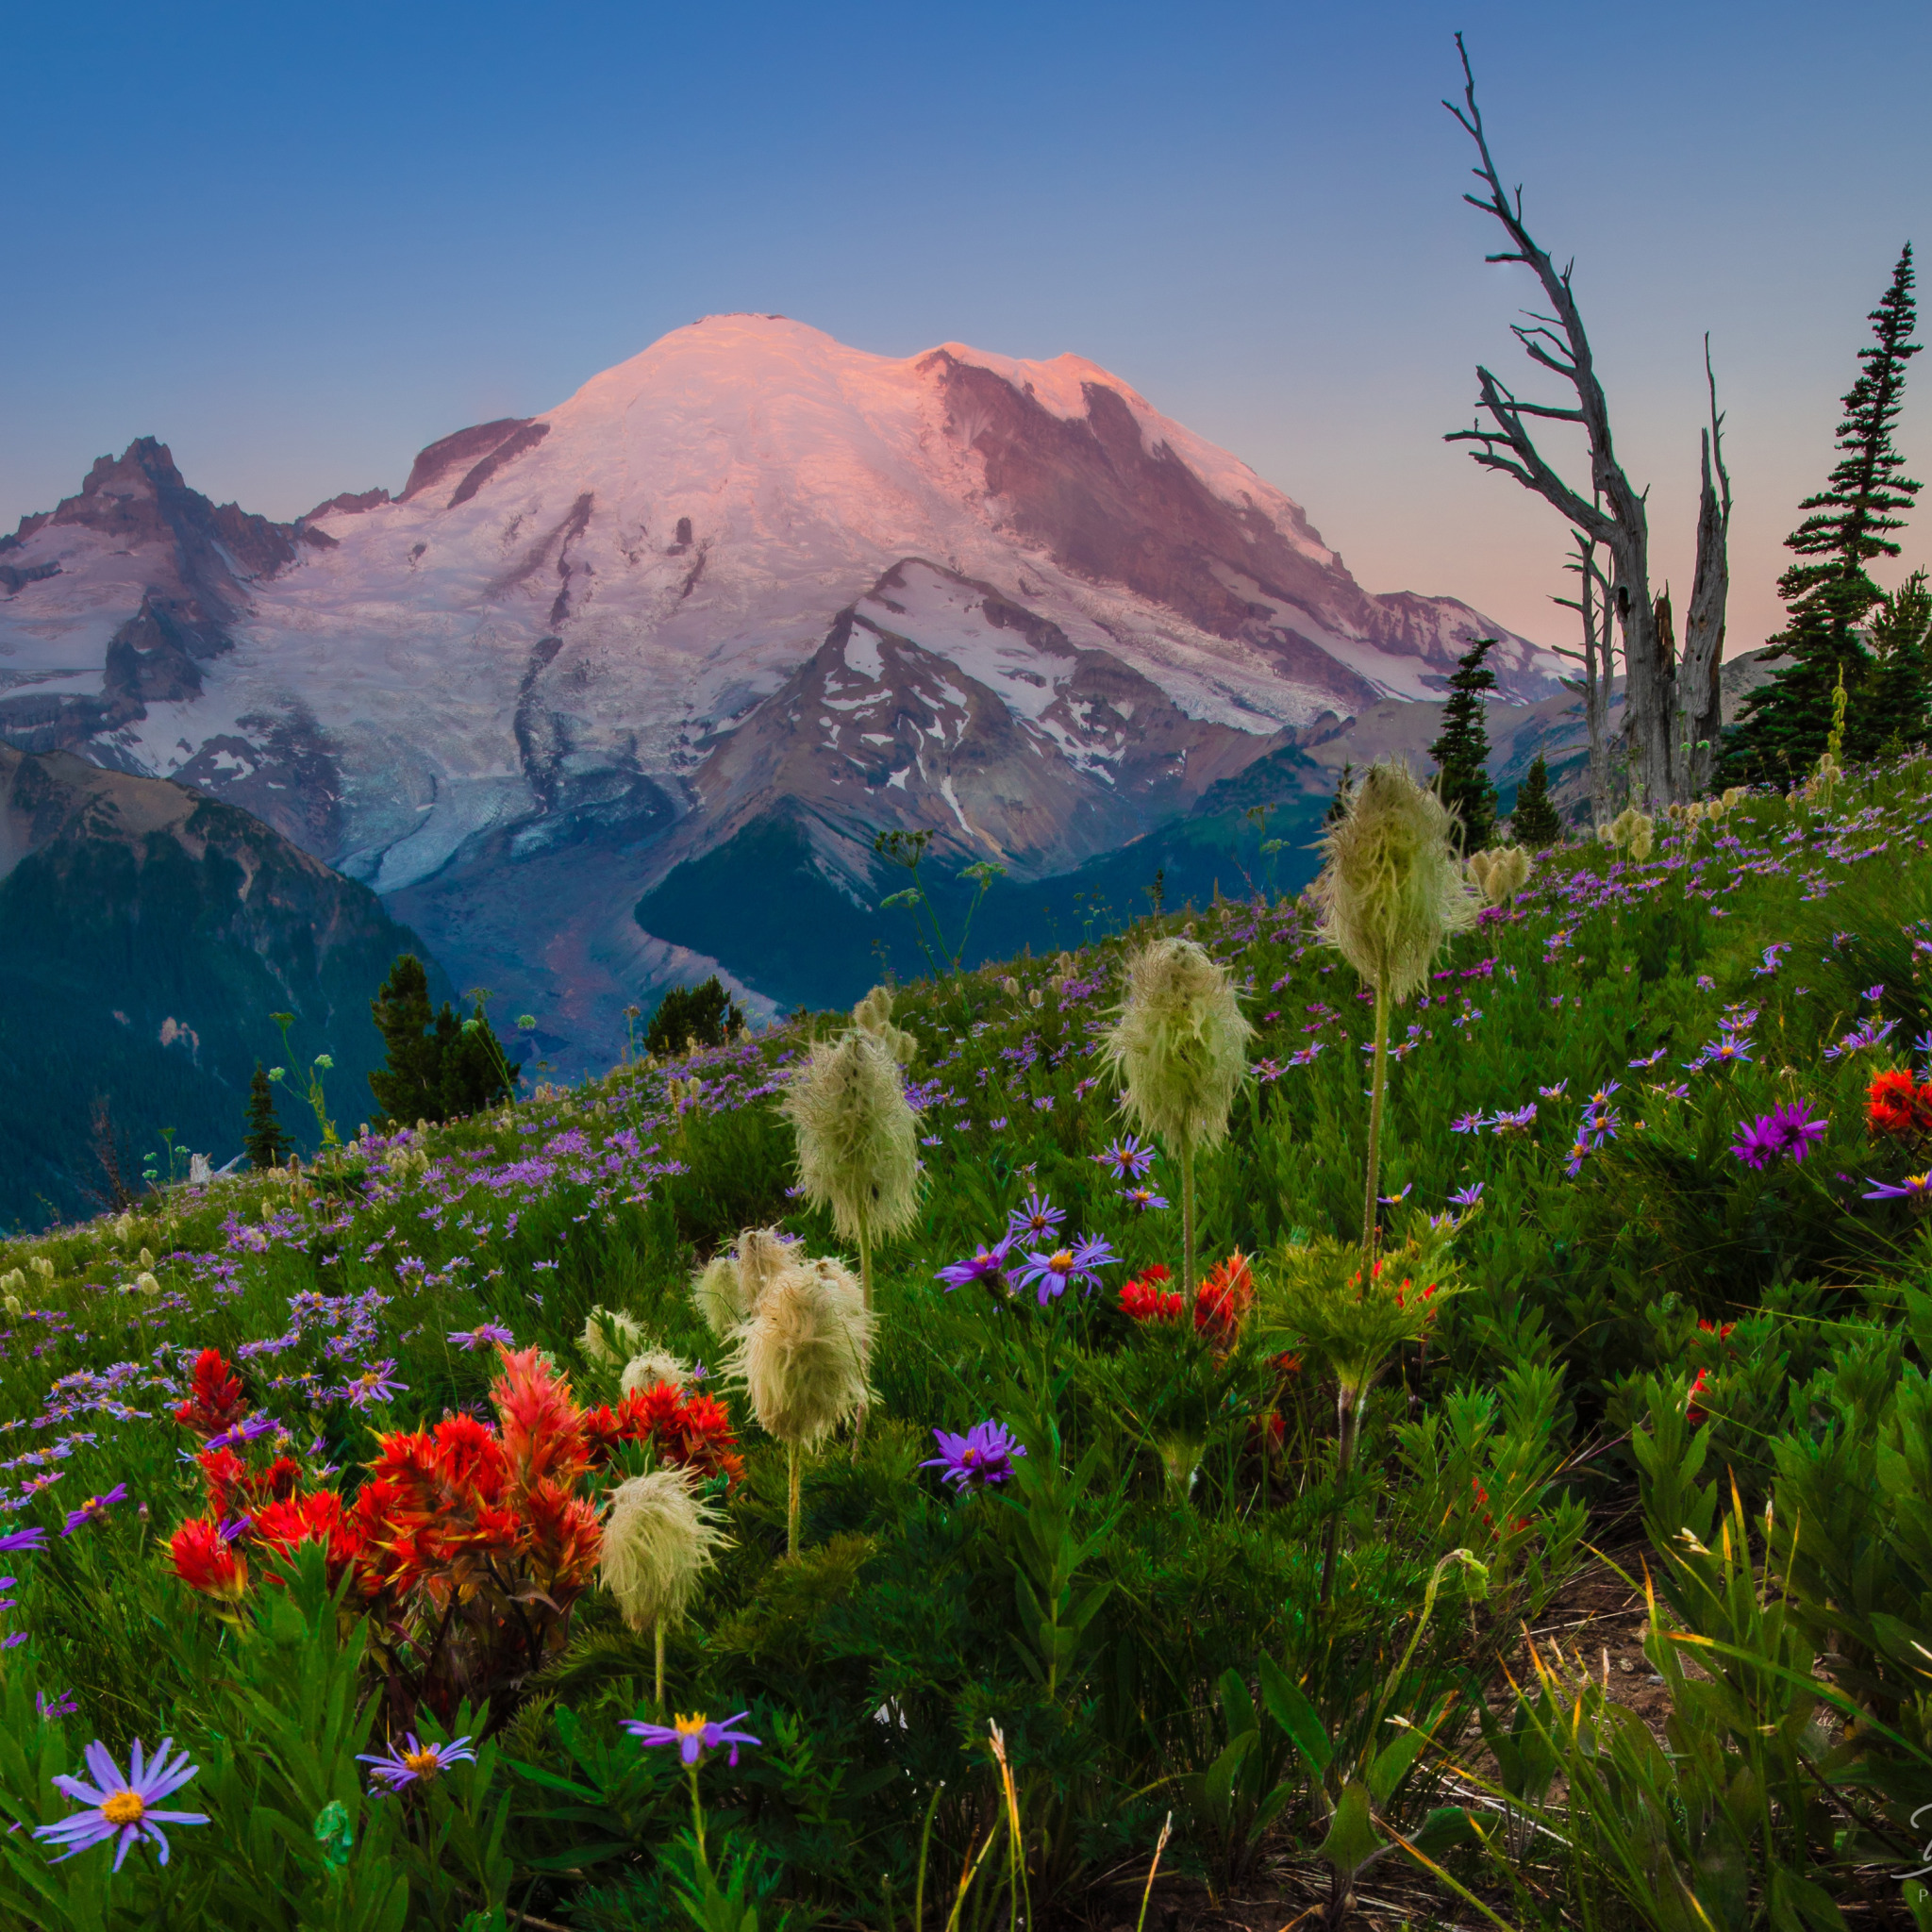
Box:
left=4, top=0, right=1927, bottom=651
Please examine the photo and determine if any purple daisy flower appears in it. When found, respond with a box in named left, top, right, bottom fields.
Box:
left=341, top=1361, right=408, bottom=1407
left=1728, top=1116, right=1782, bottom=1171
left=61, top=1484, right=127, bottom=1538
left=204, top=1414, right=278, bottom=1455
left=447, top=1323, right=515, bottom=1351
left=1491, top=1103, right=1538, bottom=1137
left=921, top=1419, right=1026, bottom=1491
left=358, top=1733, right=477, bottom=1791
left=0, top=1526, right=47, bottom=1554
left=1447, top=1182, right=1486, bottom=1208
left=1765, top=1102, right=1828, bottom=1161
left=1450, top=1112, right=1486, bottom=1135
left=624, top=1709, right=760, bottom=1767
left=1093, top=1136, right=1157, bottom=1181
left=1119, top=1186, right=1169, bottom=1212
left=1013, top=1234, right=1119, bottom=1306
left=33, top=1737, right=208, bottom=1870
left=1863, top=1173, right=1932, bottom=1202
left=1005, top=1191, right=1064, bottom=1242
left=936, top=1239, right=1013, bottom=1294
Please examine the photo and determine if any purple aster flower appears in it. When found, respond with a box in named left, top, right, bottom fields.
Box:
left=1013, top=1234, right=1120, bottom=1306
left=1728, top=1116, right=1782, bottom=1171
left=0, top=1526, right=47, bottom=1554
left=358, top=1733, right=477, bottom=1791
left=1765, top=1101, right=1828, bottom=1161
left=936, top=1240, right=1013, bottom=1294
left=60, top=1484, right=127, bottom=1538
left=1451, top=1112, right=1486, bottom=1135
left=1006, top=1191, right=1064, bottom=1242
left=37, top=1689, right=77, bottom=1720
left=1538, top=1079, right=1570, bottom=1099
left=921, top=1419, right=1026, bottom=1491
left=1865, top=985, right=1887, bottom=1003
left=341, top=1361, right=408, bottom=1407
left=1378, top=1182, right=1413, bottom=1206
left=1863, top=1173, right=1932, bottom=1202
left=1093, top=1136, right=1157, bottom=1181
left=33, top=1737, right=207, bottom=1870
left=1491, top=1103, right=1538, bottom=1137
left=1628, top=1047, right=1668, bottom=1070
left=447, top=1324, right=515, bottom=1351
left=1447, top=1182, right=1486, bottom=1208
left=624, top=1709, right=761, bottom=1767
left=204, top=1414, right=277, bottom=1455
left=1287, top=1041, right=1325, bottom=1068
left=1119, top=1186, right=1169, bottom=1212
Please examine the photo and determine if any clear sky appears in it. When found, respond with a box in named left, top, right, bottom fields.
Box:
left=4, top=0, right=1927, bottom=656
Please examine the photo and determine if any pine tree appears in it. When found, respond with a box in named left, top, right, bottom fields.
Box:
left=1324, top=762, right=1355, bottom=824
left=242, top=1061, right=290, bottom=1171
left=1510, top=753, right=1564, bottom=846
left=368, top=955, right=443, bottom=1124
left=441, top=997, right=522, bottom=1116
left=1724, top=246, right=1922, bottom=780
left=1428, top=638, right=1499, bottom=853
left=644, top=977, right=745, bottom=1058
left=1869, top=570, right=1932, bottom=754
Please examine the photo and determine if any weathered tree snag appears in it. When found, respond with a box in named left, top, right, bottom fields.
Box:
left=1680, top=339, right=1734, bottom=796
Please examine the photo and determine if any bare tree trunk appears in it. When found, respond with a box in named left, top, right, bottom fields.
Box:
left=1554, top=528, right=1618, bottom=826
left=1679, top=339, right=1733, bottom=797
left=1444, top=36, right=1672, bottom=807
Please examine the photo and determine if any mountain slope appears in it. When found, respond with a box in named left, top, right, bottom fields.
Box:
left=0, top=748, right=448, bottom=1230
left=0, top=316, right=1561, bottom=1055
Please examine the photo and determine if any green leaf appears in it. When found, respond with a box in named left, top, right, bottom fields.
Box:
left=1365, top=1724, right=1430, bottom=1806
left=1258, top=1656, right=1333, bottom=1776
left=1315, top=1780, right=1387, bottom=1880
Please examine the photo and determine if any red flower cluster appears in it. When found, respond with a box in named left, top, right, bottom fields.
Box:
left=173, top=1348, right=248, bottom=1439
left=1868, top=1070, right=1932, bottom=1140
left=168, top=1345, right=638, bottom=1722
left=1119, top=1254, right=1254, bottom=1346
left=580, top=1380, right=744, bottom=1488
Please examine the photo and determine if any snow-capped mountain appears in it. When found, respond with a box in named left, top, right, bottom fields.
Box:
left=0, top=314, right=1558, bottom=1058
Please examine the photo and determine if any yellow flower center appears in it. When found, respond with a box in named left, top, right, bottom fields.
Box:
left=1047, top=1250, right=1074, bottom=1273
left=402, top=1746, right=442, bottom=1779
left=100, top=1790, right=144, bottom=1827
left=674, top=1712, right=709, bottom=1740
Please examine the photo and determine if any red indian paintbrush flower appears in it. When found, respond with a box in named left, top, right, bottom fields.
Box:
left=168, top=1519, right=248, bottom=1601
left=174, top=1349, right=248, bottom=1440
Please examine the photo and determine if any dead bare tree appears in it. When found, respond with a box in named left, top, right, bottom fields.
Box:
left=1679, top=338, right=1734, bottom=794
left=1551, top=524, right=1619, bottom=826
left=1443, top=36, right=1727, bottom=807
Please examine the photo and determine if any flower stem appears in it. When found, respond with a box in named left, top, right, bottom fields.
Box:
left=788, top=1440, right=802, bottom=1558
left=655, top=1616, right=666, bottom=1713
left=1318, top=1385, right=1357, bottom=1609
left=1360, top=985, right=1391, bottom=1258
left=1179, top=1139, right=1197, bottom=1312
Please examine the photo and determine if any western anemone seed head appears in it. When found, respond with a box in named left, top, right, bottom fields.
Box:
left=780, top=1033, right=922, bottom=1249
left=580, top=1306, right=647, bottom=1366
left=1100, top=937, right=1253, bottom=1152
left=728, top=1252, right=874, bottom=1449
left=1722, top=787, right=1746, bottom=810
left=690, top=1254, right=744, bottom=1339
left=1606, top=806, right=1655, bottom=859
left=599, top=1466, right=725, bottom=1632
left=852, top=984, right=918, bottom=1068
left=1314, top=761, right=1476, bottom=1006
left=621, top=1348, right=692, bottom=1396
left=1468, top=844, right=1531, bottom=908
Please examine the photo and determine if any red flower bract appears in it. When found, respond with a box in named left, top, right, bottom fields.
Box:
left=169, top=1519, right=247, bottom=1600
left=174, top=1349, right=248, bottom=1440
left=1868, top=1069, right=1928, bottom=1139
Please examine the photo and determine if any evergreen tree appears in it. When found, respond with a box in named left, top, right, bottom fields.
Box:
left=242, top=1061, right=291, bottom=1171
left=1869, top=570, right=1932, bottom=755
left=1324, top=761, right=1355, bottom=824
left=441, top=998, right=521, bottom=1116
left=369, top=956, right=523, bottom=1124
left=368, top=955, right=443, bottom=1124
left=644, top=977, right=745, bottom=1058
left=1428, top=638, right=1499, bottom=852
left=1510, top=753, right=1564, bottom=846
left=1724, top=246, right=1922, bottom=780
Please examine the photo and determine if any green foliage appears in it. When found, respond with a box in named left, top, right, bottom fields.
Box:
left=1510, top=751, right=1564, bottom=844
left=368, top=955, right=520, bottom=1125
left=243, top=1061, right=291, bottom=1172
left=1426, top=636, right=1499, bottom=852
left=645, top=977, right=747, bottom=1058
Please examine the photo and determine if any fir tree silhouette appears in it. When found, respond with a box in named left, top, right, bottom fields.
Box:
left=1428, top=639, right=1498, bottom=853
left=242, top=1062, right=291, bottom=1171
left=1510, top=753, right=1564, bottom=846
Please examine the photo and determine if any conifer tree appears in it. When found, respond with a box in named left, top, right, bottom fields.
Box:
left=368, top=955, right=443, bottom=1123
left=1427, top=638, right=1498, bottom=852
left=1869, top=570, right=1932, bottom=754
left=1510, top=753, right=1564, bottom=846
left=1324, top=762, right=1355, bottom=825
left=1725, top=246, right=1922, bottom=779
left=242, top=1061, right=290, bottom=1171
left=441, top=997, right=522, bottom=1116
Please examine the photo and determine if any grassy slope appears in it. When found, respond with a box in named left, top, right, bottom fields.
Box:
left=0, top=760, right=1929, bottom=1923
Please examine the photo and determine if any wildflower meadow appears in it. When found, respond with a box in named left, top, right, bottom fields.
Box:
left=6, top=757, right=1932, bottom=1930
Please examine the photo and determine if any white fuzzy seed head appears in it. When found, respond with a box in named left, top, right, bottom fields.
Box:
left=621, top=1348, right=692, bottom=1396
left=852, top=984, right=918, bottom=1067
left=1314, top=761, right=1476, bottom=1005
left=579, top=1306, right=647, bottom=1366
left=780, top=1033, right=922, bottom=1248
left=599, top=1467, right=725, bottom=1631
left=728, top=1251, right=874, bottom=1449
left=690, top=1253, right=745, bottom=1339
left=1100, top=937, right=1253, bottom=1153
